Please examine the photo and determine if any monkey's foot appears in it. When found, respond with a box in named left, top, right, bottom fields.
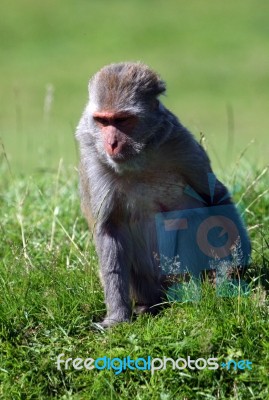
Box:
left=99, top=318, right=130, bottom=328
left=134, top=303, right=162, bottom=316
left=99, top=312, right=131, bottom=328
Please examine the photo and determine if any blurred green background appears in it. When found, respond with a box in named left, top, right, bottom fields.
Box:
left=1, top=0, right=268, bottom=173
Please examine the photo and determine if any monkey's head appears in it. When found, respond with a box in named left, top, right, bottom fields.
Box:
left=83, top=62, right=167, bottom=173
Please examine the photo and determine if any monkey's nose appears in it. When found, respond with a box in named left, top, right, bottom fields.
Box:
left=110, top=141, right=118, bottom=152
left=106, top=140, right=121, bottom=156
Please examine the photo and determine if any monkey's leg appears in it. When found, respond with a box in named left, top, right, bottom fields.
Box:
left=95, top=227, right=132, bottom=327
left=130, top=268, right=163, bottom=315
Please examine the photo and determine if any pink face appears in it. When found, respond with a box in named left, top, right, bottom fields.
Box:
left=93, top=111, right=138, bottom=158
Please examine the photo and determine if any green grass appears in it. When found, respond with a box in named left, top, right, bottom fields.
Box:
left=0, top=0, right=269, bottom=172
left=0, top=155, right=268, bottom=399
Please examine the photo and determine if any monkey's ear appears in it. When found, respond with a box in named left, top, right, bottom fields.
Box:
left=155, top=79, right=166, bottom=97
left=140, top=64, right=166, bottom=98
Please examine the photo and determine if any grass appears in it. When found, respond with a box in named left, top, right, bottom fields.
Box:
left=1, top=0, right=269, bottom=172
left=0, top=152, right=268, bottom=399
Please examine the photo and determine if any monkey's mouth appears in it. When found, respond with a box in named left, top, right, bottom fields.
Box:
left=106, top=151, right=143, bottom=173
left=108, top=150, right=136, bottom=164
left=109, top=155, right=129, bottom=164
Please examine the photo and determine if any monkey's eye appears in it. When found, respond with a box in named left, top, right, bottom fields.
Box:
left=93, top=117, right=109, bottom=126
left=114, top=117, right=128, bottom=125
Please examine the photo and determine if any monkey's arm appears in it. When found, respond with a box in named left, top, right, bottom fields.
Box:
left=95, top=222, right=133, bottom=327
left=79, top=159, right=134, bottom=326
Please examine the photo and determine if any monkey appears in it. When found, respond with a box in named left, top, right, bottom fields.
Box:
left=75, top=62, right=251, bottom=327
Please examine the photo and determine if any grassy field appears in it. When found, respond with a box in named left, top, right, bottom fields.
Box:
left=1, top=1, right=269, bottom=399
left=0, top=0, right=269, bottom=171
left=0, top=158, right=268, bottom=399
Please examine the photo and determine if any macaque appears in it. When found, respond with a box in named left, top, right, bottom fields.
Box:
left=75, top=62, right=250, bottom=327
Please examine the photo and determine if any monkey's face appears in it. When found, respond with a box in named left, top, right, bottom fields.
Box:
left=93, top=111, right=139, bottom=157
left=91, top=109, right=148, bottom=171
left=84, top=62, right=167, bottom=173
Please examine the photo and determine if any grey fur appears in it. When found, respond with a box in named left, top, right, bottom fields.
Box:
left=75, top=62, right=250, bottom=327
